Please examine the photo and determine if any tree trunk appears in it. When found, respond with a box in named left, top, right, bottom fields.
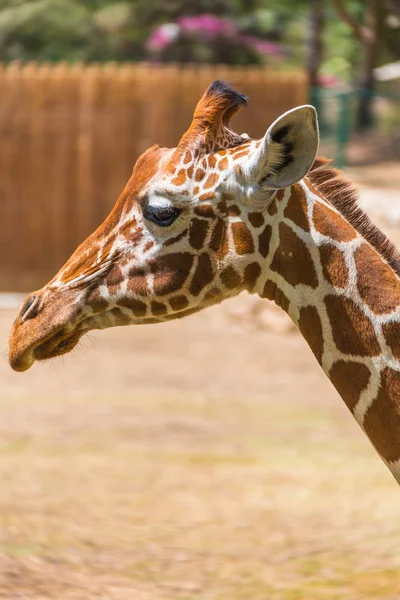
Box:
left=307, top=0, right=324, bottom=88
left=356, top=0, right=383, bottom=130
left=307, top=0, right=325, bottom=130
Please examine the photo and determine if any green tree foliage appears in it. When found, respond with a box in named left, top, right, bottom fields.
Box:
left=0, top=0, right=398, bottom=87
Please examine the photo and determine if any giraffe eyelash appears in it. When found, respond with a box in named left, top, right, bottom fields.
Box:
left=143, top=204, right=182, bottom=227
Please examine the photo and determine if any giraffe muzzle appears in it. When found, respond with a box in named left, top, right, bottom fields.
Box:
left=9, top=326, right=83, bottom=372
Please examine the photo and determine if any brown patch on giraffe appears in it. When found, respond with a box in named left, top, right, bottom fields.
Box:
left=183, top=150, right=192, bottom=164
left=364, top=367, right=400, bottom=463
left=244, top=262, right=261, bottom=290
left=169, top=295, right=189, bottom=311
left=187, top=165, right=194, bottom=179
left=231, top=222, right=255, bottom=255
left=297, top=305, right=324, bottom=364
left=195, top=169, right=206, bottom=182
left=109, top=308, right=131, bottom=326
left=313, top=202, right=356, bottom=242
left=199, top=192, right=216, bottom=202
left=204, top=286, right=222, bottom=302
left=248, top=212, right=264, bottom=228
left=117, top=297, right=147, bottom=317
left=228, top=205, right=241, bottom=217
left=210, top=218, right=229, bottom=259
left=151, top=301, right=168, bottom=316
left=151, top=252, right=193, bottom=295
left=143, top=241, right=155, bottom=253
left=106, top=265, right=124, bottom=296
left=164, top=228, right=188, bottom=247
left=262, top=280, right=290, bottom=312
left=208, top=155, right=217, bottom=168
left=276, top=189, right=285, bottom=201
left=193, top=185, right=200, bottom=195
left=190, top=253, right=214, bottom=296
left=231, top=142, right=251, bottom=155
left=189, top=219, right=209, bottom=250
left=221, top=192, right=235, bottom=202
left=319, top=244, right=348, bottom=288
left=230, top=150, right=249, bottom=160
left=284, top=185, right=310, bottom=232
left=355, top=243, right=400, bottom=314
left=127, top=268, right=149, bottom=296
left=99, top=233, right=118, bottom=263
left=267, top=201, right=278, bottom=216
left=382, top=321, right=400, bottom=360
left=217, top=149, right=227, bottom=156
left=258, top=225, right=272, bottom=258
left=270, top=223, right=318, bottom=288
left=217, top=201, right=228, bottom=215
left=267, top=190, right=285, bottom=217
left=329, top=360, right=371, bottom=412
left=150, top=252, right=193, bottom=296
left=324, top=295, right=380, bottom=356
left=171, top=169, right=187, bottom=186
left=220, top=265, right=242, bottom=290
left=218, top=157, right=228, bottom=170
left=89, top=289, right=108, bottom=314
left=119, top=222, right=143, bottom=245
left=204, top=173, right=219, bottom=189
left=194, top=205, right=215, bottom=219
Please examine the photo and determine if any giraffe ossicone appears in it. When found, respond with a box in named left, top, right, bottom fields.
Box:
left=9, top=80, right=400, bottom=484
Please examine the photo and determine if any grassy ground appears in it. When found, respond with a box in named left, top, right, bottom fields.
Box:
left=1, top=388, right=399, bottom=599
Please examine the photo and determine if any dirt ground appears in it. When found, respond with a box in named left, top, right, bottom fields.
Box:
left=1, top=166, right=400, bottom=599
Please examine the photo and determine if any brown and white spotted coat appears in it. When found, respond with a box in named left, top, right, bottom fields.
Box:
left=9, top=80, right=400, bottom=484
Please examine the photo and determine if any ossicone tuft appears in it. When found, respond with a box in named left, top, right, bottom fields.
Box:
left=171, top=80, right=249, bottom=160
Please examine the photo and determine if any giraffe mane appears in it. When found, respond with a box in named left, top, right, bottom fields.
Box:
left=308, top=157, right=400, bottom=277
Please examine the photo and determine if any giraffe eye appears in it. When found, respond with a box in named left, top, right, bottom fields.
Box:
left=144, top=205, right=181, bottom=227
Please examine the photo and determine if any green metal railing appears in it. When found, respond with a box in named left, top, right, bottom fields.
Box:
left=310, top=86, right=400, bottom=169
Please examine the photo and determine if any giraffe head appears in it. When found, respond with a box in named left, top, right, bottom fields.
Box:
left=9, top=80, right=319, bottom=371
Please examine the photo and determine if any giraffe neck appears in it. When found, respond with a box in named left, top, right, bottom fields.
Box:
left=255, top=179, right=400, bottom=483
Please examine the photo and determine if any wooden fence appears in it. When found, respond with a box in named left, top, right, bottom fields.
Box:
left=0, top=63, right=307, bottom=291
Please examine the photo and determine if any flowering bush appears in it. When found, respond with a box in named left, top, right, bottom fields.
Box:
left=146, top=14, right=285, bottom=65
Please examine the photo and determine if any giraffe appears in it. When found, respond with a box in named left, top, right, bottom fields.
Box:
left=8, top=80, right=400, bottom=484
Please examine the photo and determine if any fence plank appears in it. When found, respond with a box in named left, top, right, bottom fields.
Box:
left=0, top=62, right=307, bottom=292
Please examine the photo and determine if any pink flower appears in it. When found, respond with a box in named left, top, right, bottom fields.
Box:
left=178, top=14, right=237, bottom=38
left=318, top=73, right=342, bottom=88
left=147, top=23, right=180, bottom=52
left=241, top=35, right=285, bottom=57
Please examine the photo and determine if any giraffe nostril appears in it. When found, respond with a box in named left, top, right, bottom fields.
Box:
left=20, top=294, right=40, bottom=321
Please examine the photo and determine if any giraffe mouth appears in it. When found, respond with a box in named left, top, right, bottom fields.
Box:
left=9, top=327, right=83, bottom=372
left=34, top=329, right=83, bottom=362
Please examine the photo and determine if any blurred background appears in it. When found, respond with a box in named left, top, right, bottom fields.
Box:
left=1, top=1, right=400, bottom=599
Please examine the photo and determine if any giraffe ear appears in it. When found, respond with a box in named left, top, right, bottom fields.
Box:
left=245, top=105, right=319, bottom=189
